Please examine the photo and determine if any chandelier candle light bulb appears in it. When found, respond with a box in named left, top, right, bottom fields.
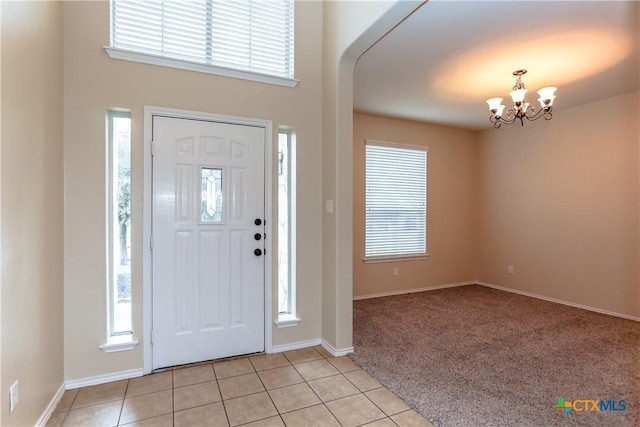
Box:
left=537, top=86, right=557, bottom=107
left=509, top=88, right=527, bottom=104
left=486, top=69, right=556, bottom=128
left=487, top=97, right=503, bottom=111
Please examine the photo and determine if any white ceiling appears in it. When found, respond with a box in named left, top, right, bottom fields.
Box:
left=354, top=0, right=640, bottom=130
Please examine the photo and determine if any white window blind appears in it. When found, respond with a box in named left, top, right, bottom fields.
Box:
left=365, top=141, right=427, bottom=259
left=111, top=0, right=294, bottom=79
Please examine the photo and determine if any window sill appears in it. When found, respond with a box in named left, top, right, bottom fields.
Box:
left=275, top=315, right=301, bottom=328
left=363, top=254, right=430, bottom=264
left=103, top=47, right=299, bottom=88
left=100, top=334, right=139, bottom=353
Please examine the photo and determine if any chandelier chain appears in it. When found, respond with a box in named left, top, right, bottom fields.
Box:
left=512, top=75, right=525, bottom=91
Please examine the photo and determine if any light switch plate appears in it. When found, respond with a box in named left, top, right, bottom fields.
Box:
left=325, top=200, right=334, bottom=214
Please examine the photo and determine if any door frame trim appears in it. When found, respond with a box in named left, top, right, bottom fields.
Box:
left=143, top=106, right=273, bottom=374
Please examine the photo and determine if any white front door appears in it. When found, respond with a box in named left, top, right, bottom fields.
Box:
left=152, top=116, right=265, bottom=370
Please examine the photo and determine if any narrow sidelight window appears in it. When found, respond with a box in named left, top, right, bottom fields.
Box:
left=278, top=129, right=296, bottom=316
left=108, top=111, right=132, bottom=335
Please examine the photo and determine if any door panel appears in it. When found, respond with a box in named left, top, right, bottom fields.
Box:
left=152, top=116, right=265, bottom=369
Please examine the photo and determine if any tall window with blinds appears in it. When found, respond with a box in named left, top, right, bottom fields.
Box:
left=365, top=140, right=427, bottom=260
left=110, top=0, right=294, bottom=79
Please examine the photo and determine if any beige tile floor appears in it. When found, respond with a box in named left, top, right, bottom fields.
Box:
left=46, top=345, right=434, bottom=427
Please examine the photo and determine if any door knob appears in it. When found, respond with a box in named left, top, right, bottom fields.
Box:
left=254, top=248, right=263, bottom=256
left=254, top=218, right=262, bottom=226
left=254, top=233, right=262, bottom=241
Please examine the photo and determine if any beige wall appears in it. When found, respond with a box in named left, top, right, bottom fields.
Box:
left=1, top=1, right=65, bottom=425
left=63, top=0, right=323, bottom=381
left=477, top=91, right=640, bottom=318
left=353, top=113, right=478, bottom=297
left=322, top=0, right=423, bottom=351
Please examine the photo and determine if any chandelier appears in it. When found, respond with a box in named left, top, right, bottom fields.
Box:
left=486, top=69, right=556, bottom=128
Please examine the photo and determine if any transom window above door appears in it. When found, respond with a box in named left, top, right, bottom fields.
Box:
left=106, top=0, right=297, bottom=87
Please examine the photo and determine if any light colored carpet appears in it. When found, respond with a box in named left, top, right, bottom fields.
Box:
left=351, top=285, right=640, bottom=427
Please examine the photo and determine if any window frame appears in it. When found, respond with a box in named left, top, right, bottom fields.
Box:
left=101, top=110, right=138, bottom=353
left=363, top=139, right=429, bottom=263
left=105, top=0, right=298, bottom=88
left=275, top=128, right=300, bottom=328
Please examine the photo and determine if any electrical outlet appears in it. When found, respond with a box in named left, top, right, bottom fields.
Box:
left=9, top=381, right=18, bottom=413
left=393, top=267, right=399, bottom=276
left=507, top=265, right=514, bottom=274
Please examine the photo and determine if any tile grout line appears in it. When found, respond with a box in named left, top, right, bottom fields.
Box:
left=249, top=356, right=285, bottom=426
left=57, top=388, right=77, bottom=426
left=290, top=349, right=365, bottom=426
left=285, top=349, right=384, bottom=426
left=116, top=379, right=129, bottom=426
left=342, top=359, right=425, bottom=426
left=320, top=372, right=360, bottom=427
left=359, top=388, right=400, bottom=426
left=257, top=352, right=327, bottom=425
left=255, top=348, right=342, bottom=426
left=321, top=352, right=400, bottom=427
left=212, top=362, right=234, bottom=427
left=170, top=369, right=175, bottom=427
left=286, top=349, right=344, bottom=427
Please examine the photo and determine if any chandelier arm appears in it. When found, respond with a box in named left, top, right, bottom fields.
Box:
left=524, top=107, right=544, bottom=121
left=489, top=115, right=502, bottom=128
left=501, top=109, right=517, bottom=124
left=524, top=107, right=553, bottom=122
left=502, top=109, right=513, bottom=120
left=489, top=112, right=518, bottom=128
left=524, top=106, right=538, bottom=118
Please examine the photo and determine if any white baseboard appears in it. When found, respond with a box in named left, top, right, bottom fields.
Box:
left=271, top=338, right=354, bottom=357
left=477, top=282, right=640, bottom=322
left=64, top=338, right=343, bottom=391
left=271, top=338, right=322, bottom=354
left=321, top=339, right=354, bottom=357
left=65, top=368, right=144, bottom=390
left=353, top=281, right=475, bottom=300
left=35, top=383, right=65, bottom=427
